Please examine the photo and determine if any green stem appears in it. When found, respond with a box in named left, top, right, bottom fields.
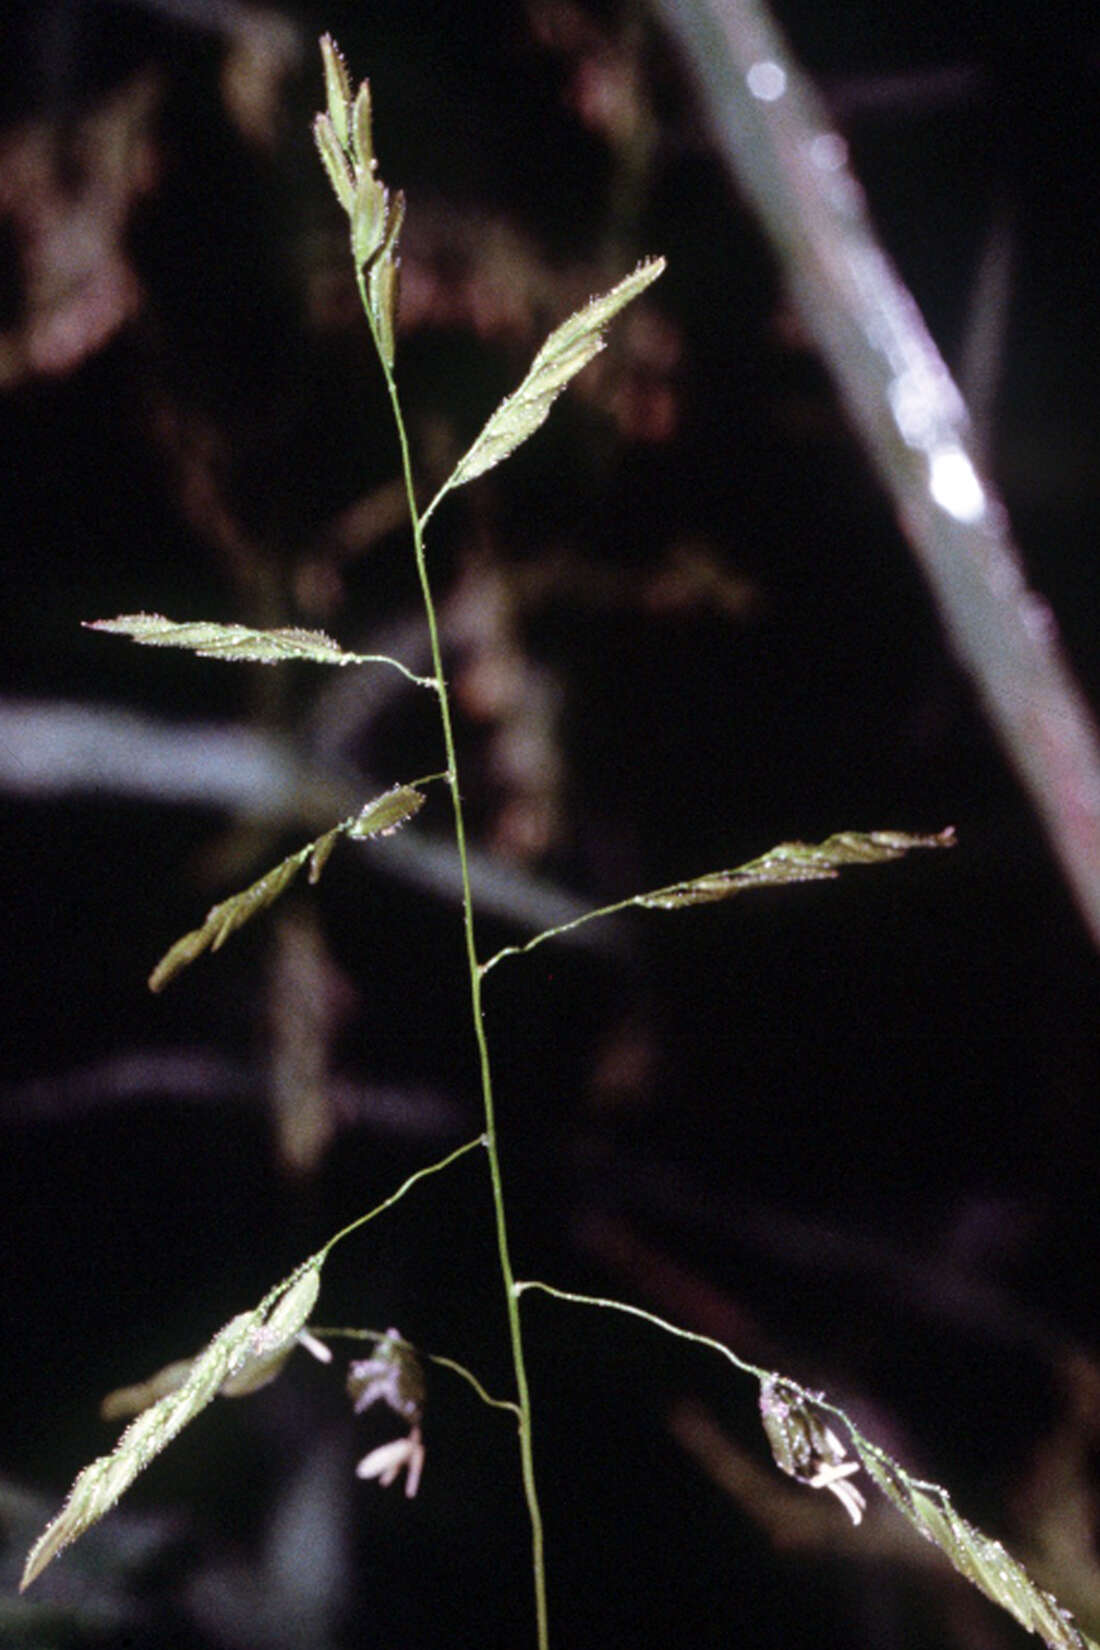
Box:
left=319, top=1136, right=485, bottom=1261
left=480, top=892, right=641, bottom=976
left=428, top=1354, right=524, bottom=1418
left=514, top=1280, right=771, bottom=1382
left=360, top=271, right=549, bottom=1650
left=339, top=651, right=438, bottom=687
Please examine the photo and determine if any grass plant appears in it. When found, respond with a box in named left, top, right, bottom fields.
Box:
left=19, top=36, right=1096, bottom=1650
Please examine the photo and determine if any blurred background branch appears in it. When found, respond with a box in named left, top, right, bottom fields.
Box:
left=654, top=0, right=1100, bottom=948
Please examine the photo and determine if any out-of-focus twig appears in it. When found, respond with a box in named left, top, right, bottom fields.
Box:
left=958, top=202, right=1015, bottom=465
left=586, top=1151, right=1082, bottom=1368
left=653, top=0, right=1100, bottom=949
left=0, top=699, right=626, bottom=956
left=0, top=1046, right=465, bottom=1141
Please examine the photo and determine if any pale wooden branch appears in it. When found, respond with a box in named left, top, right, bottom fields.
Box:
left=653, top=0, right=1100, bottom=948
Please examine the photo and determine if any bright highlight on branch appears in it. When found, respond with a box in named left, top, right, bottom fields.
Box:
left=928, top=444, right=987, bottom=524
left=747, top=60, right=787, bottom=100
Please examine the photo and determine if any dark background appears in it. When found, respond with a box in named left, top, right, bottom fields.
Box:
left=2, top=2, right=1099, bottom=1646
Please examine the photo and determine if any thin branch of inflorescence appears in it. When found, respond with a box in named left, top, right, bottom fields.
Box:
left=514, top=1280, right=771, bottom=1381
left=318, top=1136, right=486, bottom=1262
left=305, top=1326, right=522, bottom=1417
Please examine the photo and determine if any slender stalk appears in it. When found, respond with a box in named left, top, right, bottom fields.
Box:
left=358, top=271, right=550, bottom=1650
left=514, top=1279, right=770, bottom=1382
left=318, top=1135, right=485, bottom=1261
left=481, top=892, right=643, bottom=976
